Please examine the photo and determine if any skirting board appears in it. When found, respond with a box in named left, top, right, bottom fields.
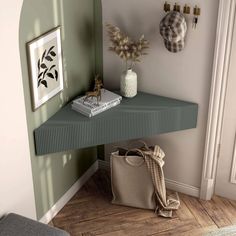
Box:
left=165, top=178, right=199, bottom=198
left=99, top=160, right=200, bottom=198
left=40, top=160, right=99, bottom=224
left=40, top=158, right=199, bottom=224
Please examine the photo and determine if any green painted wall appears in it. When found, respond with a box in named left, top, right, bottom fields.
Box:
left=94, top=0, right=103, bottom=77
left=19, top=0, right=102, bottom=219
left=94, top=0, right=105, bottom=160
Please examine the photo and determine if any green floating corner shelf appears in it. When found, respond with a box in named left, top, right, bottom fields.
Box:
left=34, top=91, right=198, bottom=156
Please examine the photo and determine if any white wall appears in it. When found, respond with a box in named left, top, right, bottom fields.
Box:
left=0, top=1, right=36, bottom=219
left=102, top=0, right=219, bottom=189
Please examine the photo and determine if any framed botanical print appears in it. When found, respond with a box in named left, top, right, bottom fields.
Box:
left=27, top=27, right=64, bottom=110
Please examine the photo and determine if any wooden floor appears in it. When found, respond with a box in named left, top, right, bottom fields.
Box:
left=51, top=170, right=236, bottom=236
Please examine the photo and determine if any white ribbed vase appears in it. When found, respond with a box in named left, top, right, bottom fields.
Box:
left=120, top=69, right=137, bottom=98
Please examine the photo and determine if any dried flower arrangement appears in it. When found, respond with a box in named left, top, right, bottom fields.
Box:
left=106, top=23, right=149, bottom=70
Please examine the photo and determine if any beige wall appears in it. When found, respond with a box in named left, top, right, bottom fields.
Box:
left=0, top=1, right=36, bottom=219
left=102, top=0, right=219, bottom=188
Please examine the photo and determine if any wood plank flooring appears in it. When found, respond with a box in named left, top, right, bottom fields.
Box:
left=51, top=170, right=236, bottom=236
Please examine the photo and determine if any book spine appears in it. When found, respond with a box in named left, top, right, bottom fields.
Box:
left=72, top=106, right=92, bottom=117
left=72, top=104, right=90, bottom=114
left=91, top=100, right=120, bottom=116
left=106, top=98, right=121, bottom=107
left=74, top=98, right=121, bottom=114
left=73, top=100, right=95, bottom=111
left=94, top=98, right=121, bottom=113
left=91, top=103, right=107, bottom=113
left=73, top=99, right=107, bottom=113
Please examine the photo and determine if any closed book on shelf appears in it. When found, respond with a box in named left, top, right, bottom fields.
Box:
left=73, top=89, right=121, bottom=110
left=72, top=89, right=122, bottom=117
left=91, top=99, right=121, bottom=116
left=71, top=104, right=92, bottom=117
left=72, top=99, right=121, bottom=117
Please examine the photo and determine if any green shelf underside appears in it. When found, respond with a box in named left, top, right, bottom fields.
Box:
left=34, top=91, right=198, bottom=155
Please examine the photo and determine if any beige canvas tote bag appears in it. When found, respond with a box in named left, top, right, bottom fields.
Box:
left=111, top=148, right=156, bottom=210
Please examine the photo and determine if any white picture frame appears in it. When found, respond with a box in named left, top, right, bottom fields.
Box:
left=27, top=27, right=64, bottom=110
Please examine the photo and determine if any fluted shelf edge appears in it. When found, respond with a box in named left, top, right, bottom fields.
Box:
left=34, top=91, right=198, bottom=156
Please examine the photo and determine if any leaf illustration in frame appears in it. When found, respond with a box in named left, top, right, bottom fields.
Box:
left=50, top=51, right=56, bottom=57
left=38, top=72, right=43, bottom=78
left=49, top=65, right=56, bottom=71
left=55, top=70, right=58, bottom=81
left=43, top=69, right=48, bottom=79
left=47, top=72, right=54, bottom=79
left=38, top=79, right=42, bottom=87
left=41, top=63, right=47, bottom=69
left=37, top=59, right=40, bottom=70
left=41, top=50, right=47, bottom=62
left=27, top=27, right=63, bottom=110
left=41, top=80, right=48, bottom=88
left=45, top=56, right=53, bottom=62
left=48, top=46, right=55, bottom=54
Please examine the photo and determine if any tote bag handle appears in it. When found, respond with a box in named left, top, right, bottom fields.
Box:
left=128, top=140, right=150, bottom=150
left=113, top=140, right=150, bottom=151
left=124, top=148, right=145, bottom=166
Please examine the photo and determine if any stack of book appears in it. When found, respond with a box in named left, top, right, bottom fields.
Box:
left=72, top=89, right=122, bottom=117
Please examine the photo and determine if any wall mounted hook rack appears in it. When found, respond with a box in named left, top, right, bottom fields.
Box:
left=164, top=2, right=171, bottom=12
left=183, top=4, right=190, bottom=14
left=163, top=2, right=201, bottom=29
left=192, top=5, right=201, bottom=29
left=163, top=2, right=201, bottom=16
left=173, top=3, right=181, bottom=12
left=193, top=5, right=201, bottom=16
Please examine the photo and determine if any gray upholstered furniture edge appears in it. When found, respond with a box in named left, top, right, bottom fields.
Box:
left=0, top=213, right=70, bottom=236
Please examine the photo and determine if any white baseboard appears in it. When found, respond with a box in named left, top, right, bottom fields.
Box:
left=165, top=178, right=199, bottom=198
left=98, top=160, right=200, bottom=198
left=40, top=159, right=200, bottom=224
left=40, top=161, right=99, bottom=224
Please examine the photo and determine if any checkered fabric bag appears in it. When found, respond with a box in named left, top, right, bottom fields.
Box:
left=160, top=11, right=187, bottom=53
